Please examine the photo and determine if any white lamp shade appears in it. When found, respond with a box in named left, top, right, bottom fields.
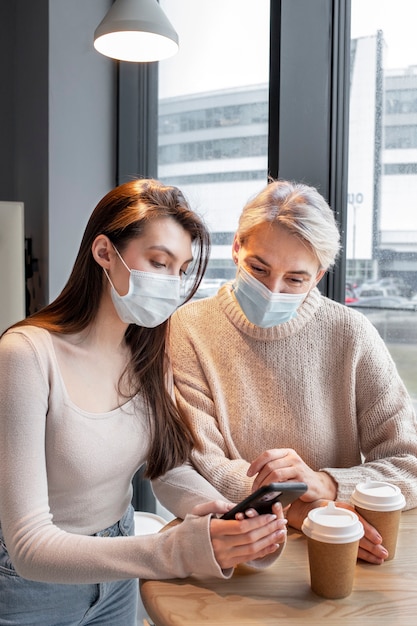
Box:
left=94, top=0, right=179, bottom=63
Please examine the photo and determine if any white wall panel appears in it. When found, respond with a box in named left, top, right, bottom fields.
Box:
left=0, top=202, right=25, bottom=333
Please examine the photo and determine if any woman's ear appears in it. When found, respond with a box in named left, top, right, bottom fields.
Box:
left=232, top=235, right=240, bottom=265
left=314, top=268, right=326, bottom=287
left=91, top=235, right=113, bottom=269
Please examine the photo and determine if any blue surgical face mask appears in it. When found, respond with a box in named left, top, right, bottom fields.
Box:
left=104, top=248, right=184, bottom=328
left=233, top=266, right=308, bottom=327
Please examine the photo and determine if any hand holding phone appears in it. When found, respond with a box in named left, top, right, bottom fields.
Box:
left=221, top=482, right=307, bottom=520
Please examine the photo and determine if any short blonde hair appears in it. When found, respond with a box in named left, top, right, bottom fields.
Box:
left=237, top=180, right=341, bottom=270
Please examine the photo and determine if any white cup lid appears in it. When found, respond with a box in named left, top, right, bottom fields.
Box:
left=302, top=502, right=364, bottom=544
left=350, top=480, right=406, bottom=512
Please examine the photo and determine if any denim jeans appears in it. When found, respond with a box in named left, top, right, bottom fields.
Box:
left=0, top=506, right=138, bottom=626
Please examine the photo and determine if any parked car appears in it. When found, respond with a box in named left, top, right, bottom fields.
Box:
left=357, top=277, right=413, bottom=299
left=377, top=277, right=414, bottom=298
left=345, top=285, right=358, bottom=304
left=347, top=296, right=417, bottom=343
left=358, top=286, right=400, bottom=298
left=349, top=296, right=417, bottom=310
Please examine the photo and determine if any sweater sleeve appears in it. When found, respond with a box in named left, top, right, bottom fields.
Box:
left=0, top=331, right=230, bottom=583
left=169, top=310, right=255, bottom=502
left=152, top=463, right=230, bottom=519
left=321, top=323, right=417, bottom=507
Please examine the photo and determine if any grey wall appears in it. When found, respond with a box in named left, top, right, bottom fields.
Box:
left=0, top=0, right=116, bottom=309
left=48, top=0, right=117, bottom=300
left=0, top=1, right=16, bottom=202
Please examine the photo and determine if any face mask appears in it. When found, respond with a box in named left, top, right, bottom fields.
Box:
left=233, top=266, right=308, bottom=327
left=104, top=248, right=184, bottom=327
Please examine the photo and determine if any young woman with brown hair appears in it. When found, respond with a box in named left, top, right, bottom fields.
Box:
left=0, top=179, right=286, bottom=625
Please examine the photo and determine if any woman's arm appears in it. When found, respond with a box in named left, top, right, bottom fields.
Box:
left=0, top=331, right=284, bottom=582
left=152, top=462, right=230, bottom=518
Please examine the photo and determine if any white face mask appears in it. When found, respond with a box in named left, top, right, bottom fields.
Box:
left=104, top=248, right=184, bottom=327
left=233, top=266, right=308, bottom=327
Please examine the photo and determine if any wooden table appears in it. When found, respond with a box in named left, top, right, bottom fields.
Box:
left=140, top=509, right=417, bottom=625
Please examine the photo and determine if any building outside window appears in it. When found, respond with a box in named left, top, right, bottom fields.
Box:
left=347, top=0, right=417, bottom=408
left=158, top=0, right=270, bottom=284
left=155, top=0, right=417, bottom=408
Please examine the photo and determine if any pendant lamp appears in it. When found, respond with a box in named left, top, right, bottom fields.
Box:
left=94, top=0, right=179, bottom=63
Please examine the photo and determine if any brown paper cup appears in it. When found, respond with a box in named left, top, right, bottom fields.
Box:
left=306, top=537, right=360, bottom=599
left=302, top=503, right=364, bottom=599
left=351, top=481, right=405, bottom=562
left=355, top=506, right=401, bottom=561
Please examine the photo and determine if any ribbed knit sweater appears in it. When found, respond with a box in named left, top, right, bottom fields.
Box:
left=156, top=283, right=417, bottom=513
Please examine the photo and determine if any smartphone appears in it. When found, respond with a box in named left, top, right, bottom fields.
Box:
left=221, top=482, right=308, bottom=520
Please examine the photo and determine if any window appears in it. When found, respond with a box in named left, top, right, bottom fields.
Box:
left=119, top=0, right=416, bottom=410
left=157, top=0, right=270, bottom=282
left=348, top=0, right=417, bottom=410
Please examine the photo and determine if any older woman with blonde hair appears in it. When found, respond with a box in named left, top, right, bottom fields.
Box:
left=154, top=178, right=417, bottom=566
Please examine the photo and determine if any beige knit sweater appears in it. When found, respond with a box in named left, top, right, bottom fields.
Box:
left=155, top=283, right=417, bottom=514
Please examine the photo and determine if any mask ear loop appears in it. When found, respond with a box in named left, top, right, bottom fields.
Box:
left=103, top=245, right=132, bottom=296
left=103, top=268, right=118, bottom=292
left=112, top=244, right=132, bottom=272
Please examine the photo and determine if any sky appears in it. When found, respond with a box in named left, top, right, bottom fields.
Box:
left=159, top=0, right=270, bottom=98
left=159, top=0, right=417, bottom=98
left=351, top=0, right=417, bottom=69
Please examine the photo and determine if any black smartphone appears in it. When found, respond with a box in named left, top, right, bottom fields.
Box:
left=221, top=482, right=308, bottom=520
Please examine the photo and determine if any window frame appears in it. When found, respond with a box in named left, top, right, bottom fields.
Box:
left=117, top=0, right=351, bottom=303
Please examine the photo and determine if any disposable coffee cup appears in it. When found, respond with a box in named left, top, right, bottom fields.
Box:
left=302, top=502, right=364, bottom=599
left=351, top=480, right=405, bottom=561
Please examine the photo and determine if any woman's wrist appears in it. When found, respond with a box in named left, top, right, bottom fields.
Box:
left=317, top=470, right=338, bottom=500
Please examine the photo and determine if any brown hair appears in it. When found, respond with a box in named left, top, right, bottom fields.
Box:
left=9, top=178, right=210, bottom=479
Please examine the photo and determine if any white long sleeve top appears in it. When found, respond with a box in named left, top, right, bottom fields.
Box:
left=0, top=326, right=230, bottom=583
